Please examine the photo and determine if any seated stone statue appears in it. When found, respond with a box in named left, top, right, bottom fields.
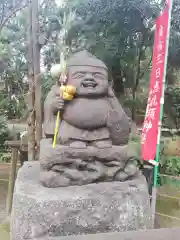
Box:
left=40, top=50, right=139, bottom=187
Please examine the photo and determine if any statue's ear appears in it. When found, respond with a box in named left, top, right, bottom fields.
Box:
left=108, top=86, right=115, bottom=98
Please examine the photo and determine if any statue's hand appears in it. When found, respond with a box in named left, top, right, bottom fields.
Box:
left=51, top=97, right=65, bottom=113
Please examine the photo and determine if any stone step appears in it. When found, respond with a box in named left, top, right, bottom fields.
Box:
left=38, top=228, right=180, bottom=240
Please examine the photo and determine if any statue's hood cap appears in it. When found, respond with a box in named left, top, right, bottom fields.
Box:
left=67, top=50, right=107, bottom=69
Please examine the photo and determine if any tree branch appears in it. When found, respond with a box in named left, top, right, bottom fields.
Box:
left=0, top=3, right=5, bottom=26
left=139, top=55, right=152, bottom=79
left=0, top=4, right=28, bottom=34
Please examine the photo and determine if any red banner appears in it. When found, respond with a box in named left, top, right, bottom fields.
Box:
left=141, top=1, right=170, bottom=163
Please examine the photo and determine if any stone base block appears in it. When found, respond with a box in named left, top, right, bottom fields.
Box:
left=11, top=162, right=152, bottom=240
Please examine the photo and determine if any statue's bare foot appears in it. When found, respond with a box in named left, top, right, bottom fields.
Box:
left=40, top=171, right=70, bottom=187
left=92, top=140, right=112, bottom=148
left=115, top=159, right=139, bottom=181
left=115, top=171, right=129, bottom=181
left=69, top=141, right=87, bottom=149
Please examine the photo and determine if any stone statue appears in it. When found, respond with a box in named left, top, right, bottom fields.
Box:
left=40, top=50, right=139, bottom=187
left=11, top=51, right=152, bottom=239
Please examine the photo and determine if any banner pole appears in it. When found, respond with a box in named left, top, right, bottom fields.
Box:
left=151, top=0, right=173, bottom=227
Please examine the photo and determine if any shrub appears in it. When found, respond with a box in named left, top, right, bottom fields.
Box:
left=164, top=87, right=180, bottom=129
left=0, top=114, right=9, bottom=148
left=0, top=152, right=11, bottom=163
left=0, top=97, right=26, bottom=119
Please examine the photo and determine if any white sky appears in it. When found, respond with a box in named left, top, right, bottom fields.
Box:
left=55, top=0, right=66, bottom=7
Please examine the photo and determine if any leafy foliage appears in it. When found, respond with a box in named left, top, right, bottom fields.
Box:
left=160, top=156, right=180, bottom=176
left=65, top=0, right=160, bottom=120
left=70, top=0, right=157, bottom=64
left=168, top=0, right=180, bottom=68
left=164, top=87, right=180, bottom=129
left=0, top=114, right=10, bottom=153
left=41, top=73, right=54, bottom=102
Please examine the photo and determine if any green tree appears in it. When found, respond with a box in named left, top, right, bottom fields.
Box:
left=66, top=0, right=160, bottom=120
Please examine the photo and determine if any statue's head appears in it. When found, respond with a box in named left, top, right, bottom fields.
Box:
left=66, top=51, right=109, bottom=97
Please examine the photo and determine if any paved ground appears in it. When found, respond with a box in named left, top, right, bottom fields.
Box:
left=0, top=181, right=8, bottom=224
left=0, top=163, right=20, bottom=224
left=0, top=164, right=10, bottom=239
left=0, top=224, right=9, bottom=240
left=157, top=186, right=180, bottom=228
left=0, top=164, right=10, bottom=224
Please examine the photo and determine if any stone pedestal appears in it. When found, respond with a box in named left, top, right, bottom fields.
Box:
left=11, top=162, right=152, bottom=240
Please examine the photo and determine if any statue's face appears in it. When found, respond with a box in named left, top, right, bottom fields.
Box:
left=68, top=66, right=109, bottom=97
